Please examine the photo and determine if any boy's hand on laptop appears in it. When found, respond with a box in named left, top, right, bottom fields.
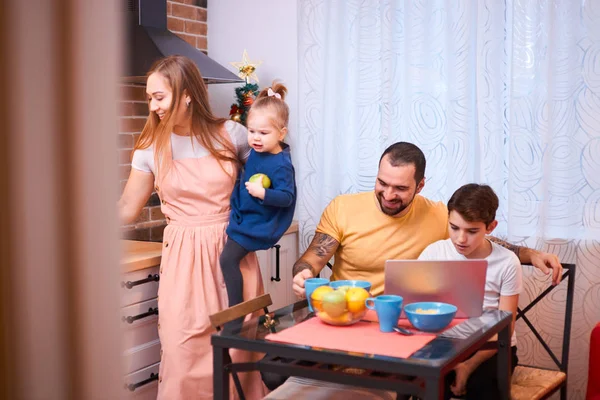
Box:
left=529, top=251, right=562, bottom=285
left=292, top=269, right=314, bottom=298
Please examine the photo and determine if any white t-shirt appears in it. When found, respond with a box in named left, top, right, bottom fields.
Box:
left=131, top=120, right=250, bottom=174
left=418, top=238, right=523, bottom=346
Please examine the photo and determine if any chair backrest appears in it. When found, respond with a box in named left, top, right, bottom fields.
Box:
left=517, top=263, right=575, bottom=374
left=209, top=293, right=273, bottom=331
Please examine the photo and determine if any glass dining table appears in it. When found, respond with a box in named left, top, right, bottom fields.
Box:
left=211, top=300, right=513, bottom=400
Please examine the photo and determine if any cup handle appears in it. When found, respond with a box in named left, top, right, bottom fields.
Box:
left=365, top=298, right=376, bottom=310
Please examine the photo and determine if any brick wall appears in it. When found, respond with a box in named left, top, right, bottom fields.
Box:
left=120, top=0, right=208, bottom=242
left=167, top=0, right=208, bottom=50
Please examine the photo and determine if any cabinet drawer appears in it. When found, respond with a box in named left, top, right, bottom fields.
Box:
left=257, top=231, right=299, bottom=310
left=122, top=298, right=159, bottom=351
left=123, top=361, right=159, bottom=400
left=123, top=339, right=161, bottom=375
left=121, top=266, right=160, bottom=307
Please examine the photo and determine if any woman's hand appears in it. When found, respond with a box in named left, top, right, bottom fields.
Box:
left=245, top=179, right=266, bottom=200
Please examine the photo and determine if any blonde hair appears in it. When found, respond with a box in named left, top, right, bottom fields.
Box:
left=248, top=81, right=289, bottom=131
left=133, top=55, right=237, bottom=181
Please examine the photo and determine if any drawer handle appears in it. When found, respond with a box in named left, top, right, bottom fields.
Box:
left=122, top=307, right=159, bottom=324
left=271, top=244, right=281, bottom=282
left=125, top=372, right=159, bottom=391
left=121, top=274, right=160, bottom=289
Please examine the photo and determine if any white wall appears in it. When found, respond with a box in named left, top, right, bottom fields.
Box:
left=207, top=0, right=299, bottom=165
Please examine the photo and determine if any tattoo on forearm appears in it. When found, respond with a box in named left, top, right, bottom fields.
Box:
left=310, top=233, right=338, bottom=258
left=488, top=236, right=521, bottom=258
left=292, top=261, right=316, bottom=277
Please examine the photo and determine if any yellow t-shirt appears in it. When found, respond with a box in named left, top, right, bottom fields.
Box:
left=316, top=192, right=449, bottom=296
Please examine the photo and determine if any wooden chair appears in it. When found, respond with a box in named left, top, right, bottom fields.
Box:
left=209, top=293, right=273, bottom=400
left=510, top=263, right=575, bottom=400
left=209, top=293, right=272, bottom=332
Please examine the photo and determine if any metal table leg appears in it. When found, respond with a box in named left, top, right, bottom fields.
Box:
left=213, top=345, right=230, bottom=400
left=423, top=375, right=443, bottom=400
left=497, top=323, right=512, bottom=400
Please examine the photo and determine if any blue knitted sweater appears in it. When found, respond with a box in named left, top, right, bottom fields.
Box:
left=227, top=144, right=296, bottom=251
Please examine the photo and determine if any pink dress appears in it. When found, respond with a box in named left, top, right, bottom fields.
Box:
left=132, top=122, right=267, bottom=399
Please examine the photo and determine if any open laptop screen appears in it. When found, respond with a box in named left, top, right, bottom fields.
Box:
left=384, top=259, right=488, bottom=318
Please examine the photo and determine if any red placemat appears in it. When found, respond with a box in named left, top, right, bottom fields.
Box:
left=362, top=310, right=467, bottom=333
left=265, top=317, right=436, bottom=359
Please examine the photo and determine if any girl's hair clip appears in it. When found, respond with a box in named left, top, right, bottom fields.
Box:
left=267, top=88, right=282, bottom=99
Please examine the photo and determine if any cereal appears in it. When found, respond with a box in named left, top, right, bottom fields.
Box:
left=415, top=308, right=438, bottom=314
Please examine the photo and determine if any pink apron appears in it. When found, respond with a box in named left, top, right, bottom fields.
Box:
left=156, top=141, right=267, bottom=399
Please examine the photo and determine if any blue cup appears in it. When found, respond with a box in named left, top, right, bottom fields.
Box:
left=365, top=295, right=404, bottom=332
left=305, top=278, right=330, bottom=312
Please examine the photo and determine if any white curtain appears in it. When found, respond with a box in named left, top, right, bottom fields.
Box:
left=298, top=1, right=600, bottom=398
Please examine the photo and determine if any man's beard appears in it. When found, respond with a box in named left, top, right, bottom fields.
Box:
left=377, top=193, right=413, bottom=216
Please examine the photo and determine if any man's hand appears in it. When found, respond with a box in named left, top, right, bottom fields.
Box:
left=291, top=232, right=339, bottom=298
left=529, top=250, right=563, bottom=285
left=292, top=269, right=314, bottom=298
left=488, top=236, right=563, bottom=286
left=245, top=178, right=266, bottom=200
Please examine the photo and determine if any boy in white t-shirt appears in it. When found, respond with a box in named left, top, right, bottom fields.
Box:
left=418, top=184, right=522, bottom=400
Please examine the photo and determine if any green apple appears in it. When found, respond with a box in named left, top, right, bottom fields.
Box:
left=248, top=173, right=271, bottom=188
left=335, top=286, right=352, bottom=295
left=322, top=291, right=346, bottom=317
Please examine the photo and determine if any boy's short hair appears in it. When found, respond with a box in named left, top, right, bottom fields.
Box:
left=447, top=184, right=499, bottom=226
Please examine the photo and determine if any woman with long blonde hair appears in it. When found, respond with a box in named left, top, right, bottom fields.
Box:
left=118, top=55, right=267, bottom=399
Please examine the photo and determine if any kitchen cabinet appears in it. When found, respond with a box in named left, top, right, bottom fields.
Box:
left=121, top=240, right=162, bottom=400
left=255, top=222, right=299, bottom=310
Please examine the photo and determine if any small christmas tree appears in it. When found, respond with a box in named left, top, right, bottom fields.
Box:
left=229, top=83, right=259, bottom=126
left=229, top=50, right=262, bottom=126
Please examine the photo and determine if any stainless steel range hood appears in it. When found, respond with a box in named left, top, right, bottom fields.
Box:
left=123, top=0, right=242, bottom=84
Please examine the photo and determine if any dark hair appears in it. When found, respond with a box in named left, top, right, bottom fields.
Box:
left=379, top=142, right=426, bottom=183
left=447, top=184, right=499, bottom=225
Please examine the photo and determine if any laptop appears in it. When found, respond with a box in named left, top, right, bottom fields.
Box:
left=384, top=259, right=488, bottom=318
